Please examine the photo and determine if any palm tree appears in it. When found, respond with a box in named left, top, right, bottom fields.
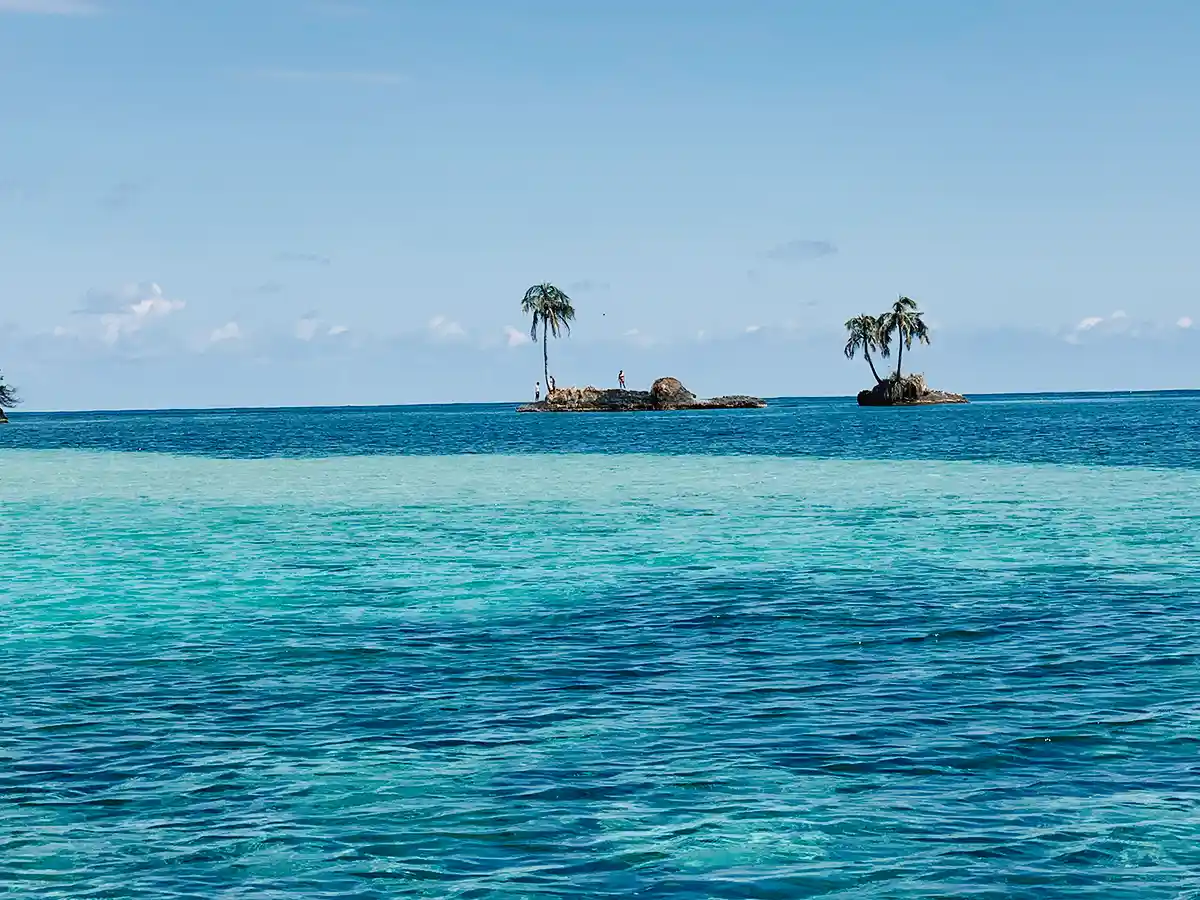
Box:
left=521, top=283, right=576, bottom=390
left=879, top=295, right=929, bottom=379
left=843, top=314, right=888, bottom=384
left=0, top=373, right=18, bottom=409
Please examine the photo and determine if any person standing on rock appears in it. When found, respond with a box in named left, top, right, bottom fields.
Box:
left=548, top=375, right=556, bottom=392
left=535, top=381, right=541, bottom=401
left=618, top=370, right=626, bottom=389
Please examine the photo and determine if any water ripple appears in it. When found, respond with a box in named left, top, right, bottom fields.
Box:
left=2, top=450, right=1200, bottom=897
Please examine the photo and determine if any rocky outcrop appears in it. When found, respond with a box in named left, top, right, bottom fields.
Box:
left=0, top=409, right=7, bottom=424
left=857, top=373, right=967, bottom=406
left=519, top=377, right=765, bottom=412
left=648, top=377, right=696, bottom=408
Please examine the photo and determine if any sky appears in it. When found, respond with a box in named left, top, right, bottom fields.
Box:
left=0, top=0, right=1197, bottom=409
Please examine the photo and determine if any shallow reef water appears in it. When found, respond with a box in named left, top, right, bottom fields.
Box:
left=2, top=393, right=1200, bottom=898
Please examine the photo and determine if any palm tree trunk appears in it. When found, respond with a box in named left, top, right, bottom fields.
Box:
left=542, top=328, right=550, bottom=391
left=865, top=350, right=883, bottom=384
left=895, top=334, right=904, bottom=380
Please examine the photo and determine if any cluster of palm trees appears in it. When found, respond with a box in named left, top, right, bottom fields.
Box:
left=844, top=295, right=930, bottom=385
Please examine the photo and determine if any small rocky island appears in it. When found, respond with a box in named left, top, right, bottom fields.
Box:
left=844, top=297, right=966, bottom=407
left=519, top=377, right=766, bottom=413
left=857, top=373, right=967, bottom=406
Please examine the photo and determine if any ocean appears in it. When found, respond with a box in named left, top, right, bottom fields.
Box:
left=3, top=393, right=1199, bottom=898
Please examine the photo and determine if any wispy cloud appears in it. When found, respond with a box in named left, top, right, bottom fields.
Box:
left=623, top=328, right=656, bottom=348
left=762, top=239, right=838, bottom=263
left=293, top=313, right=349, bottom=342
left=503, top=325, right=528, bottom=348
left=209, top=322, right=243, bottom=344
left=255, top=69, right=408, bottom=86
left=277, top=251, right=332, bottom=266
left=0, top=0, right=99, bottom=14
left=428, top=315, right=466, bottom=341
left=1059, top=310, right=1196, bottom=345
left=256, top=281, right=285, bottom=295
left=295, top=314, right=321, bottom=342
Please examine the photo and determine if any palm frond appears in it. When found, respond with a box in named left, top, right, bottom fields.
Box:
left=521, top=282, right=575, bottom=341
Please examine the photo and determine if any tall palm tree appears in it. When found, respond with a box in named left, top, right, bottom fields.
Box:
left=521, top=283, right=576, bottom=390
left=879, top=295, right=930, bottom=379
left=843, top=314, right=888, bottom=384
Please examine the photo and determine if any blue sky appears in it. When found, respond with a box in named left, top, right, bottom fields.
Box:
left=1, top=0, right=1197, bottom=409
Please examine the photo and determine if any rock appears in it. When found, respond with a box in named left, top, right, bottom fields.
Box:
left=649, top=377, right=697, bottom=408
left=0, top=409, right=6, bottom=424
left=518, top=377, right=765, bottom=413
left=695, top=395, right=767, bottom=409
left=857, top=374, right=967, bottom=406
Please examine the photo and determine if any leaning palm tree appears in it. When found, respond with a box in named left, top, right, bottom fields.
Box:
left=878, top=295, right=930, bottom=379
left=843, top=314, right=889, bottom=384
left=521, top=283, right=576, bottom=390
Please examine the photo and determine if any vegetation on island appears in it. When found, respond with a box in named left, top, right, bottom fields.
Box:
left=843, top=313, right=887, bottom=384
left=521, top=282, right=576, bottom=390
left=0, top=373, right=18, bottom=409
left=879, top=295, right=930, bottom=381
left=844, top=295, right=930, bottom=384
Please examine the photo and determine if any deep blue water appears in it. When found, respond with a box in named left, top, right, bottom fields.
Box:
left=5, top=391, right=1200, bottom=467
left=2, top=393, right=1200, bottom=898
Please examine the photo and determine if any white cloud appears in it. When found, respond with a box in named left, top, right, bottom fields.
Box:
left=209, top=322, right=242, bottom=343
left=503, top=325, right=527, bottom=348
left=1066, top=312, right=1123, bottom=344
left=428, top=315, right=466, bottom=340
left=744, top=324, right=762, bottom=334
left=293, top=314, right=349, bottom=343
left=1065, top=311, right=1191, bottom=345
left=65, top=282, right=186, bottom=345
left=0, top=0, right=99, bottom=13
left=294, top=316, right=320, bottom=342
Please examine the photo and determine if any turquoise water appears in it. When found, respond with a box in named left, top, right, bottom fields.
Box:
left=3, top=395, right=1200, bottom=898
